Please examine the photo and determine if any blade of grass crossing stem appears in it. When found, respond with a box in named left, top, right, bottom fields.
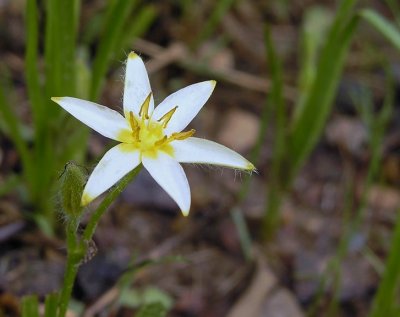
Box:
left=262, top=25, right=286, bottom=239
left=287, top=4, right=358, bottom=186
left=369, top=211, right=400, bottom=317
left=22, top=295, right=40, bottom=317
left=360, top=9, right=400, bottom=51
left=90, top=0, right=138, bottom=100
left=192, top=0, right=236, bottom=48
left=45, top=293, right=59, bottom=317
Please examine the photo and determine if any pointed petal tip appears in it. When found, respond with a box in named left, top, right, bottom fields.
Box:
left=211, top=80, right=217, bottom=88
left=128, top=51, right=138, bottom=59
left=51, top=97, right=62, bottom=103
left=181, top=209, right=190, bottom=217
left=246, top=162, right=256, bottom=171
left=81, top=192, right=93, bottom=206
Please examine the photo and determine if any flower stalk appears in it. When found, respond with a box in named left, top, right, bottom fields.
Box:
left=57, top=166, right=141, bottom=317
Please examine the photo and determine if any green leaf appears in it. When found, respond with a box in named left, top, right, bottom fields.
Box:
left=22, top=295, right=40, bottom=317
left=360, top=9, right=400, bottom=51
left=295, top=6, right=333, bottom=119
left=45, top=0, right=78, bottom=99
left=44, top=293, right=58, bottom=317
left=287, top=0, right=359, bottom=184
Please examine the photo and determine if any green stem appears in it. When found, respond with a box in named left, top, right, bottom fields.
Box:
left=57, top=166, right=142, bottom=317
left=57, top=219, right=82, bottom=317
left=261, top=25, right=286, bottom=239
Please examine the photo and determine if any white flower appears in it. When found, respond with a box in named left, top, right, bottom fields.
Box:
left=52, top=52, right=255, bottom=216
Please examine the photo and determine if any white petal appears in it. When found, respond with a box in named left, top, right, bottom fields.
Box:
left=142, top=152, right=191, bottom=216
left=171, top=137, right=255, bottom=170
left=152, top=81, right=216, bottom=135
left=52, top=97, right=130, bottom=142
left=82, top=144, right=140, bottom=205
left=123, top=52, right=154, bottom=117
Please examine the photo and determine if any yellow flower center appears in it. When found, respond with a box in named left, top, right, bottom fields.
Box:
left=118, top=93, right=195, bottom=158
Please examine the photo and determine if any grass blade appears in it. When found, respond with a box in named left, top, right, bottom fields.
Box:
left=261, top=25, right=286, bottom=238
left=45, top=293, right=59, bottom=317
left=120, top=5, right=157, bottom=53
left=360, top=9, right=400, bottom=51
left=25, top=0, right=44, bottom=133
left=58, top=0, right=78, bottom=97
left=22, top=295, right=40, bottom=317
left=369, top=211, right=400, bottom=317
left=193, top=0, right=236, bottom=48
left=90, top=0, right=138, bottom=100
left=295, top=6, right=332, bottom=120
left=287, top=0, right=358, bottom=185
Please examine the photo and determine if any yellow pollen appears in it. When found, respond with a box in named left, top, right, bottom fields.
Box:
left=157, top=106, right=178, bottom=128
left=120, top=97, right=196, bottom=158
left=139, top=93, right=152, bottom=120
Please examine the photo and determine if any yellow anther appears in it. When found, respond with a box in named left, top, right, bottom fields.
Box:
left=129, top=111, right=140, bottom=140
left=157, top=106, right=178, bottom=128
left=171, top=129, right=196, bottom=141
left=129, top=111, right=138, bottom=130
left=139, top=93, right=152, bottom=120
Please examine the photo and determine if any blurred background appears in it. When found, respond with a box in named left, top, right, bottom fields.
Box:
left=1, top=0, right=400, bottom=316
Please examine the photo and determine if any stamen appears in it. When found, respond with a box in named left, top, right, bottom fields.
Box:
left=139, top=93, right=152, bottom=120
left=157, top=106, right=178, bottom=128
left=154, top=135, right=168, bottom=146
left=170, top=129, right=196, bottom=141
left=129, top=111, right=138, bottom=130
left=129, top=111, right=140, bottom=140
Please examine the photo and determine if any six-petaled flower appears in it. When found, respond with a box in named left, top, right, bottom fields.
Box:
left=52, top=52, right=255, bottom=216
